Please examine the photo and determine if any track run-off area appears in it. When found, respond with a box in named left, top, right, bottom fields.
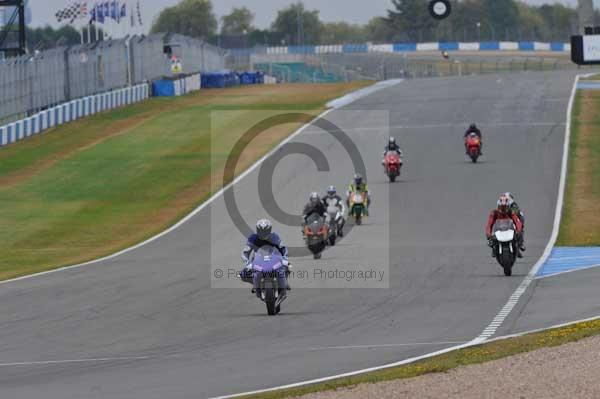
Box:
left=0, top=71, right=590, bottom=399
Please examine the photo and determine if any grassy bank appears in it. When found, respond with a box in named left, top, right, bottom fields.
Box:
left=557, top=88, right=600, bottom=245
left=240, top=318, right=600, bottom=399
left=0, top=82, right=370, bottom=280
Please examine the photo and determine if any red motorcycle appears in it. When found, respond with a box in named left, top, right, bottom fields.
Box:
left=383, top=152, right=402, bottom=182
left=465, top=133, right=482, bottom=163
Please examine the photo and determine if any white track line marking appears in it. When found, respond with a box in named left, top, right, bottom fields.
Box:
left=210, top=341, right=478, bottom=399
left=0, top=80, right=404, bottom=287
left=5, top=315, right=598, bottom=372
left=326, top=79, right=404, bottom=109
left=0, top=356, right=152, bottom=367
left=308, top=341, right=467, bottom=351
left=471, top=74, right=580, bottom=344
left=535, top=263, right=600, bottom=280
left=546, top=255, right=600, bottom=261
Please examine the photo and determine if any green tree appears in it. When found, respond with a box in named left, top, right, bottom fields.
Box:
left=271, top=2, right=322, bottom=45
left=385, top=0, right=437, bottom=42
left=515, top=1, right=547, bottom=41
left=482, top=0, right=519, bottom=40
left=151, top=0, right=217, bottom=39
left=26, top=25, right=80, bottom=50
left=320, top=22, right=366, bottom=44
left=221, top=7, right=255, bottom=35
left=365, top=17, right=393, bottom=42
left=537, top=4, right=577, bottom=40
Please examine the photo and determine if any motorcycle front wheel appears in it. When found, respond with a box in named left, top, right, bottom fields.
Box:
left=265, top=287, right=277, bottom=315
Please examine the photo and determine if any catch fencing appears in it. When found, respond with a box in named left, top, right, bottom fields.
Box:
left=0, top=33, right=225, bottom=124
left=246, top=51, right=595, bottom=83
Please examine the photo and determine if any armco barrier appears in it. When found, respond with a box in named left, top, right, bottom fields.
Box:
left=0, top=83, right=149, bottom=148
left=480, top=41, right=501, bottom=51
left=519, top=41, right=535, bottom=51
left=500, top=41, right=519, bottom=50
left=393, top=43, right=417, bottom=52
left=416, top=42, right=439, bottom=51
left=439, top=42, right=459, bottom=51
left=260, top=41, right=569, bottom=55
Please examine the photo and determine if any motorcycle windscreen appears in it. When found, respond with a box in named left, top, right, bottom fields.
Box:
left=494, top=229, right=515, bottom=242
left=307, top=213, right=325, bottom=227
left=253, top=245, right=283, bottom=272
left=353, top=193, right=364, bottom=204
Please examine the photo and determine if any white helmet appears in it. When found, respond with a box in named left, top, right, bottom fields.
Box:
left=256, top=219, right=272, bottom=240
left=309, top=192, right=320, bottom=203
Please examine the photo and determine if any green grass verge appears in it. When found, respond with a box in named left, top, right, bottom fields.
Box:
left=238, top=318, right=600, bottom=399
left=557, top=88, right=600, bottom=245
left=0, top=82, right=371, bottom=281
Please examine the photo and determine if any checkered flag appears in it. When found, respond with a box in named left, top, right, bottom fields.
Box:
left=55, top=2, right=87, bottom=24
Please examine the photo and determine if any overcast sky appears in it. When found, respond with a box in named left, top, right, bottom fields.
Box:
left=21, top=0, right=597, bottom=32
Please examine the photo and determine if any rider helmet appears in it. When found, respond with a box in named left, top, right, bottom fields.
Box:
left=389, top=137, right=396, bottom=145
left=504, top=192, right=515, bottom=205
left=327, top=185, right=337, bottom=197
left=309, top=192, right=320, bottom=204
left=497, top=195, right=510, bottom=214
left=469, top=123, right=477, bottom=130
left=354, top=173, right=363, bottom=186
left=256, top=219, right=272, bottom=240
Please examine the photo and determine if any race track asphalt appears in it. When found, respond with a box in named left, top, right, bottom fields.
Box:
left=0, top=71, right=577, bottom=399
left=510, top=268, right=600, bottom=334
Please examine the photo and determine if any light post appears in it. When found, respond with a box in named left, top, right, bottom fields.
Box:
left=477, top=22, right=481, bottom=42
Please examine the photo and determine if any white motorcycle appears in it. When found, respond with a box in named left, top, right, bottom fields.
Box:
left=326, top=205, right=344, bottom=246
left=491, top=219, right=518, bottom=276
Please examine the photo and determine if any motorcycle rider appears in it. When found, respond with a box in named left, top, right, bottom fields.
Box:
left=464, top=123, right=483, bottom=154
left=382, top=137, right=403, bottom=165
left=240, top=219, right=290, bottom=287
left=302, top=192, right=327, bottom=233
left=485, top=194, right=524, bottom=258
left=322, top=185, right=346, bottom=237
left=347, top=174, right=371, bottom=216
left=505, top=192, right=526, bottom=252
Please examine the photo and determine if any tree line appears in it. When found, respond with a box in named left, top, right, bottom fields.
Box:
left=150, top=0, right=597, bottom=48
left=22, top=0, right=599, bottom=52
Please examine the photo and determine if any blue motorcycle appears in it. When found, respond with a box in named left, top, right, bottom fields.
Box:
left=249, top=245, right=288, bottom=315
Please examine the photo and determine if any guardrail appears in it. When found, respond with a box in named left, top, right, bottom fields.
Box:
left=229, top=41, right=571, bottom=57
left=0, top=69, right=275, bottom=147
left=0, top=83, right=149, bottom=147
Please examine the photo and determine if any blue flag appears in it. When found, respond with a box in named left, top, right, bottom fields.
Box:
left=103, top=1, right=110, bottom=19
left=89, top=2, right=105, bottom=24
left=110, top=0, right=118, bottom=20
